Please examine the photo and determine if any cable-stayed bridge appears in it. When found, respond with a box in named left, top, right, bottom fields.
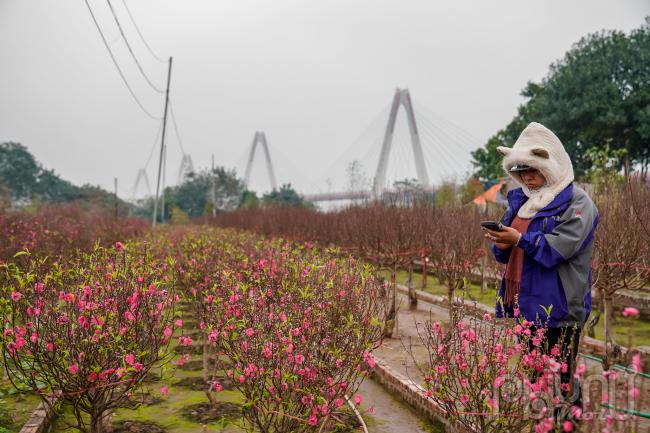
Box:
left=242, top=88, right=481, bottom=203
left=133, top=87, right=481, bottom=204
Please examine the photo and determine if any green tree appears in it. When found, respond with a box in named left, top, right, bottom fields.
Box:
left=0, top=142, right=40, bottom=201
left=169, top=205, right=190, bottom=224
left=584, top=144, right=628, bottom=192
left=163, top=167, right=244, bottom=219
left=0, top=141, right=127, bottom=210
left=35, top=169, right=80, bottom=202
left=472, top=18, right=650, bottom=180
left=434, top=181, right=459, bottom=208
left=262, top=184, right=310, bottom=207
left=459, top=177, right=486, bottom=204
left=239, top=190, right=260, bottom=209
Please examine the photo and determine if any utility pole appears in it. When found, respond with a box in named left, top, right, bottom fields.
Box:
left=152, top=57, right=172, bottom=228
left=211, top=154, right=216, bottom=217
left=161, top=144, right=167, bottom=223
left=114, top=177, right=118, bottom=219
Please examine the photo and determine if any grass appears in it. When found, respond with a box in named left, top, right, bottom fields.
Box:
left=383, top=268, right=650, bottom=347
left=381, top=268, right=500, bottom=308
left=0, top=382, right=41, bottom=432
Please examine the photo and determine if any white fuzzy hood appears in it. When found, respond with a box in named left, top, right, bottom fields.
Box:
left=497, top=122, right=574, bottom=218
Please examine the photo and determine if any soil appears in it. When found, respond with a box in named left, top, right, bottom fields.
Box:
left=174, top=376, right=235, bottom=392
left=142, top=371, right=163, bottom=383
left=109, top=420, right=166, bottom=433
left=173, top=344, right=203, bottom=355
left=329, top=409, right=363, bottom=432
left=182, top=321, right=198, bottom=329
left=124, top=392, right=163, bottom=409
left=181, top=402, right=242, bottom=423
left=178, top=358, right=223, bottom=371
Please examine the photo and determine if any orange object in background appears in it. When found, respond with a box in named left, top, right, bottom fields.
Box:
left=473, top=181, right=506, bottom=205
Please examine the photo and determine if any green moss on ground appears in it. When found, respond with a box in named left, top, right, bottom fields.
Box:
left=382, top=269, right=499, bottom=308
left=48, top=306, right=246, bottom=433
left=0, top=383, right=41, bottom=432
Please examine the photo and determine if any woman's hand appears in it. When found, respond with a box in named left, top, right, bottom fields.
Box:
left=483, top=225, right=521, bottom=248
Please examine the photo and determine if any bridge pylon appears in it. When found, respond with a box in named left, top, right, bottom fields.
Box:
left=177, top=154, right=195, bottom=184
left=132, top=168, right=152, bottom=199
left=373, top=88, right=430, bottom=197
left=244, top=131, right=277, bottom=191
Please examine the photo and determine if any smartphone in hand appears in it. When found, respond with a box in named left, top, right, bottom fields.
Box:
left=480, top=221, right=503, bottom=231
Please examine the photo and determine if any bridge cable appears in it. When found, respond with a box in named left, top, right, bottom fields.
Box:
left=418, top=123, right=467, bottom=180
left=421, top=116, right=479, bottom=157
left=413, top=101, right=483, bottom=152
left=424, top=123, right=464, bottom=177
left=417, top=115, right=475, bottom=165
left=312, top=104, right=391, bottom=191
left=419, top=122, right=467, bottom=166
left=83, top=0, right=162, bottom=120
left=418, top=120, right=466, bottom=169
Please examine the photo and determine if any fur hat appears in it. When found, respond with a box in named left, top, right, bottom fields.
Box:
left=497, top=122, right=574, bottom=218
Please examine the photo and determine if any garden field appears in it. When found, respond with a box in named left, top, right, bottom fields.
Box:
left=0, top=176, right=649, bottom=433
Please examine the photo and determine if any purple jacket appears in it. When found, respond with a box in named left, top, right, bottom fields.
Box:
left=493, top=183, right=599, bottom=327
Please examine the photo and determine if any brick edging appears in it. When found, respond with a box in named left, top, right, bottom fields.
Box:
left=19, top=398, right=56, bottom=433
left=371, top=357, right=463, bottom=432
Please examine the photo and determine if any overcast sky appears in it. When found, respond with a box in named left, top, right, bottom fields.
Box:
left=1, top=1, right=648, bottom=197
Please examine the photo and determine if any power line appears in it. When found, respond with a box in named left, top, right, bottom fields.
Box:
left=144, top=120, right=164, bottom=168
left=83, top=0, right=162, bottom=120
left=169, top=100, right=186, bottom=155
left=106, top=0, right=165, bottom=93
left=120, top=0, right=166, bottom=63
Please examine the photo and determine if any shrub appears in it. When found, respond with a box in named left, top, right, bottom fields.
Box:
left=0, top=242, right=179, bottom=433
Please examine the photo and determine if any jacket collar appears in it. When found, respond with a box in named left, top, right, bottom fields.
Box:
left=507, top=183, right=573, bottom=219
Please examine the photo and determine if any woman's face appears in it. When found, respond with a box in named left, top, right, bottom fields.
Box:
left=520, top=168, right=546, bottom=190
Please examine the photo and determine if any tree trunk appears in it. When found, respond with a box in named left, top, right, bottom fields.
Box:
left=385, top=266, right=398, bottom=338
left=389, top=265, right=399, bottom=338
left=421, top=258, right=428, bottom=289
left=603, top=294, right=616, bottom=346
left=203, top=335, right=209, bottom=381
left=480, top=252, right=488, bottom=295
left=448, top=282, right=455, bottom=321
left=407, top=262, right=417, bottom=309
left=585, top=301, right=601, bottom=339
left=90, top=410, right=104, bottom=433
left=207, top=388, right=217, bottom=405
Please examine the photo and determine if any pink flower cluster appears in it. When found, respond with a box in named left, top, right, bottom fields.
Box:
left=174, top=229, right=386, bottom=432
left=0, top=242, right=178, bottom=432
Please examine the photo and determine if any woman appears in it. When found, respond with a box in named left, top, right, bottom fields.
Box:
left=483, top=122, right=599, bottom=410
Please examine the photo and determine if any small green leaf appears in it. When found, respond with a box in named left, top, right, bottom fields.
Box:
left=540, top=304, right=553, bottom=317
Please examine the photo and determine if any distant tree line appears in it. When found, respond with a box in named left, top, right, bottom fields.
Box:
left=136, top=169, right=313, bottom=223
left=0, top=141, right=312, bottom=220
left=0, top=142, right=124, bottom=211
